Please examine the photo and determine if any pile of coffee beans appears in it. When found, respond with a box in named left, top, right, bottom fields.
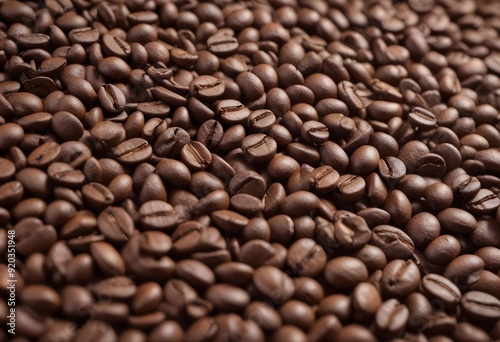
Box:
left=1, top=0, right=500, bottom=340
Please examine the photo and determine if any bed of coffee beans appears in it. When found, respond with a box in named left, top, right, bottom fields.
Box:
left=1, top=0, right=500, bottom=341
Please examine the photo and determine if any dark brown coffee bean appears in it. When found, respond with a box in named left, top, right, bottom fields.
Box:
left=241, top=133, right=277, bottom=163
left=381, top=259, right=420, bottom=298
left=112, top=138, right=152, bottom=165
left=324, top=256, right=368, bottom=290
left=335, top=174, right=366, bottom=202
left=189, top=75, right=225, bottom=101
left=180, top=141, right=212, bottom=171
left=197, top=119, right=223, bottom=150
left=437, top=208, right=477, bottom=234
left=408, top=106, right=437, bottom=130
left=287, top=238, right=327, bottom=277
left=140, top=200, right=178, bottom=230
left=468, top=189, right=500, bottom=214
left=90, top=241, right=124, bottom=276
left=378, top=156, right=406, bottom=185
left=82, top=182, right=114, bottom=210
left=97, top=207, right=134, bottom=244
left=280, top=191, right=319, bottom=217
left=253, top=265, right=294, bottom=304
left=98, top=84, right=126, bottom=114
left=26, top=141, right=61, bottom=168
left=370, top=225, right=415, bottom=260
left=443, top=254, right=484, bottom=287
left=461, top=291, right=500, bottom=321
left=51, top=111, right=84, bottom=141
left=334, top=215, right=371, bottom=250
left=374, top=299, right=409, bottom=339
left=212, top=210, right=249, bottom=234
left=421, top=273, right=461, bottom=310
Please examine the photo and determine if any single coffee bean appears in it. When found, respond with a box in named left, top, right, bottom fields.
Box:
left=216, top=99, right=250, bottom=124
left=280, top=191, right=319, bottom=217
left=98, top=84, right=126, bottom=114
left=421, top=273, right=461, bottom=310
left=197, top=119, right=223, bottom=150
left=370, top=225, right=415, bottom=260
left=324, top=256, right=369, bottom=290
left=443, top=254, right=484, bottom=287
left=47, top=162, right=85, bottom=188
left=207, top=35, right=239, bottom=57
left=335, top=174, right=366, bottom=202
left=404, top=212, right=441, bottom=248
left=378, top=156, right=407, bottom=185
left=437, top=208, right=477, bottom=234
left=374, top=299, right=409, bottom=339
left=286, top=238, right=327, bottom=277
left=189, top=75, right=225, bottom=101
left=26, top=141, right=61, bottom=168
left=82, top=182, right=114, bottom=211
left=461, top=291, right=500, bottom=321
left=139, top=200, right=178, bottom=231
left=334, top=215, right=371, bottom=250
left=180, top=141, right=212, bottom=171
left=408, top=106, right=437, bottom=130
left=97, top=207, right=134, bottom=244
left=468, top=189, right=500, bottom=214
left=90, top=241, right=125, bottom=276
left=253, top=266, right=294, bottom=304
left=211, top=210, right=249, bottom=234
left=381, top=259, right=420, bottom=298
left=112, top=138, right=152, bottom=164
left=241, top=133, right=277, bottom=163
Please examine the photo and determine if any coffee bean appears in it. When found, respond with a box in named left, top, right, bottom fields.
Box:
left=378, top=156, right=407, bottom=185
left=189, top=75, right=225, bottom=101
left=98, top=84, right=126, bottom=114
left=408, top=106, right=437, bottom=130
left=180, top=141, right=212, bottom=171
left=324, top=256, right=368, bottom=290
left=468, top=189, right=500, bottom=214
left=335, top=174, right=366, bottom=202
left=287, top=238, right=327, bottom=277
left=112, top=138, right=152, bottom=164
left=370, top=225, right=415, bottom=260
left=241, top=134, right=277, bottom=163
left=381, top=259, right=421, bottom=298
left=443, top=254, right=484, bottom=288
left=207, top=35, right=239, bottom=57
left=374, top=299, right=409, bottom=339
left=139, top=200, right=178, bottom=230
left=97, top=207, right=134, bottom=244
left=421, top=273, right=461, bottom=310
left=461, top=291, right=500, bottom=321
left=334, top=215, right=371, bottom=250
left=253, top=266, right=294, bottom=304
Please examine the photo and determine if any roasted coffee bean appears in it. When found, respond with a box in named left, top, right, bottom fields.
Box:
left=241, top=134, right=277, bottom=163
left=286, top=238, right=327, bottom=277
left=370, top=225, right=415, bottom=260
left=381, top=259, right=420, bottom=298
left=334, top=215, right=371, bottom=250
left=139, top=200, right=178, bottom=230
left=421, top=273, right=461, bottom=310
left=374, top=299, right=409, bottom=339
left=324, top=256, right=368, bottom=290
left=112, top=138, right=152, bottom=164
left=189, top=75, right=225, bottom=101
left=461, top=291, right=500, bottom=321
left=97, top=207, right=134, bottom=244
left=180, top=141, right=212, bottom=171
left=443, top=254, right=484, bottom=287
left=253, top=266, right=294, bottom=304
left=98, top=84, right=126, bottom=114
